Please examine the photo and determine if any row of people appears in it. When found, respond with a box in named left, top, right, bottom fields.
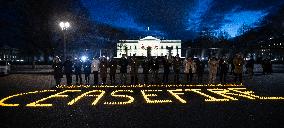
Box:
left=52, top=54, right=261, bottom=85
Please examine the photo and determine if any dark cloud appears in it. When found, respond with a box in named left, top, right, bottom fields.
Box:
left=119, top=0, right=195, bottom=38
left=199, top=0, right=284, bottom=30
left=83, top=0, right=284, bottom=39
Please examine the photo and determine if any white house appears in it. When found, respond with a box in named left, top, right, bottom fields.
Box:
left=117, top=36, right=182, bottom=58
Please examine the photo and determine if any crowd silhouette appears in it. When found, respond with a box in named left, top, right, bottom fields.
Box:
left=52, top=53, right=273, bottom=86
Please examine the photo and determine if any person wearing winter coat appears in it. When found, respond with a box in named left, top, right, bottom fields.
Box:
left=219, top=58, right=229, bottom=83
left=233, top=54, right=244, bottom=83
left=108, top=58, right=117, bottom=85
left=99, top=57, right=108, bottom=84
left=173, top=55, right=182, bottom=84
left=91, top=58, right=100, bottom=85
left=191, top=59, right=197, bottom=81
left=142, top=57, right=150, bottom=84
left=208, top=57, right=219, bottom=84
left=162, top=55, right=171, bottom=84
left=184, top=57, right=193, bottom=83
left=151, top=57, right=160, bottom=84
left=74, top=59, right=83, bottom=85
left=130, top=56, right=139, bottom=84
left=83, top=59, right=92, bottom=84
left=196, top=58, right=205, bottom=83
left=63, top=56, right=74, bottom=86
left=119, top=55, right=128, bottom=84
left=52, top=56, right=63, bottom=86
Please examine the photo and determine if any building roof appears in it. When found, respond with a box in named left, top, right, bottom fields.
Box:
left=140, top=36, right=160, bottom=41
left=119, top=36, right=181, bottom=43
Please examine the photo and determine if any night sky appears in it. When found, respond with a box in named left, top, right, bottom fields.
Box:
left=81, top=0, right=284, bottom=39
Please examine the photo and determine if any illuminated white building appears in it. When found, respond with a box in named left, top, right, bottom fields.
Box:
left=117, top=36, right=181, bottom=58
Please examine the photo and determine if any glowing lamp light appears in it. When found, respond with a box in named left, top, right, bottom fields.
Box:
left=59, top=22, right=64, bottom=28
left=64, top=22, right=70, bottom=28
left=59, top=21, right=70, bottom=30
left=81, top=56, right=87, bottom=62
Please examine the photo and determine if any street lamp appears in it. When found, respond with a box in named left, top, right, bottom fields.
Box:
left=59, top=21, right=70, bottom=61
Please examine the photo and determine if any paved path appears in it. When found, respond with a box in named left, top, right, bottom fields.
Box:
left=0, top=73, right=283, bottom=128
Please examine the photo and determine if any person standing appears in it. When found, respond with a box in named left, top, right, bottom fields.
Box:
left=191, top=59, right=197, bottom=82
left=184, top=57, right=193, bottom=83
left=91, top=58, right=100, bottom=85
left=233, top=54, right=244, bottom=83
left=63, top=56, right=74, bottom=86
left=173, top=55, right=182, bottom=84
left=153, top=57, right=160, bottom=84
left=142, top=57, right=150, bottom=84
left=83, top=59, right=92, bottom=84
left=130, top=56, right=139, bottom=84
left=119, top=55, right=128, bottom=84
left=229, top=58, right=234, bottom=75
left=208, top=57, right=219, bottom=84
left=196, top=58, right=205, bottom=83
left=109, top=58, right=117, bottom=85
left=74, top=59, right=83, bottom=85
left=162, top=55, right=171, bottom=84
left=99, top=57, right=108, bottom=84
left=246, top=58, right=254, bottom=79
left=52, top=56, right=63, bottom=86
left=219, top=58, right=228, bottom=84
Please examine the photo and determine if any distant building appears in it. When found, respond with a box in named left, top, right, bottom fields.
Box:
left=0, top=45, right=20, bottom=61
left=117, top=36, right=182, bottom=58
